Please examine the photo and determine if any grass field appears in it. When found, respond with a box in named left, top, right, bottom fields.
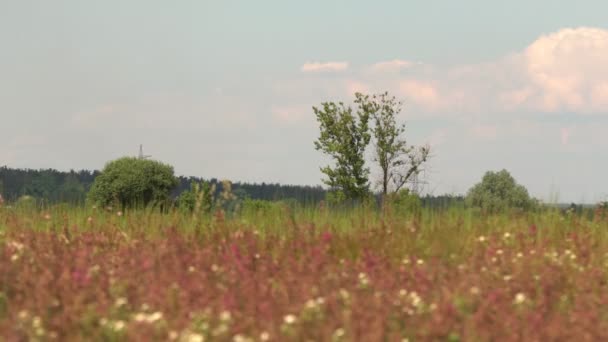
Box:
left=2, top=204, right=608, bottom=341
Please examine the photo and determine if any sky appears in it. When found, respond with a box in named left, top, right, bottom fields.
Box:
left=1, top=1, right=608, bottom=203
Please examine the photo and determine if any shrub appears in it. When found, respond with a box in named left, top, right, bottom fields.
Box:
left=466, top=169, right=533, bottom=212
left=87, top=157, right=178, bottom=210
left=385, top=189, right=421, bottom=217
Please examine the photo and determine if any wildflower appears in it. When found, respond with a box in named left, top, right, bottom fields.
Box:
left=168, top=331, right=179, bottom=340
left=184, top=332, right=204, bottom=342
left=32, top=316, right=42, bottom=328
left=188, top=266, right=196, bottom=273
left=333, top=328, right=345, bottom=338
left=416, top=259, right=424, bottom=265
left=43, top=213, right=51, bottom=220
left=496, top=249, right=504, bottom=255
left=409, top=292, right=422, bottom=308
left=11, top=254, right=19, bottom=262
left=503, top=275, right=512, bottom=282
left=134, top=313, right=147, bottom=322
left=339, top=289, right=350, bottom=300
left=114, top=297, right=128, bottom=307
left=503, top=232, right=511, bottom=239
left=147, top=311, right=163, bottom=323
left=232, top=334, right=249, bottom=342
left=220, top=310, right=231, bottom=322
left=260, top=331, right=270, bottom=341
left=477, top=235, right=487, bottom=242
left=469, top=286, right=480, bottom=295
left=112, top=320, right=126, bottom=331
left=399, top=289, right=408, bottom=297
left=87, top=217, right=93, bottom=223
left=305, top=299, right=317, bottom=309
left=283, top=314, right=296, bottom=324
left=117, top=211, right=123, bottom=217
left=18, top=310, right=29, bottom=320
left=316, top=297, right=325, bottom=305
left=358, top=272, right=370, bottom=286
left=513, top=292, right=526, bottom=305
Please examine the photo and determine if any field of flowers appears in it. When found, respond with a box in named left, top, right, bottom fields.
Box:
left=2, top=206, right=608, bottom=341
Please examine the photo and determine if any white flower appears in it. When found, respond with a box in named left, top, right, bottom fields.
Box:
left=112, top=320, right=126, bottom=331
left=220, top=310, right=232, bottom=322
left=514, top=292, right=526, bottom=305
left=260, top=331, right=270, bottom=341
left=114, top=297, right=128, bottom=307
left=283, top=314, right=296, bottom=324
left=146, top=311, right=163, bottom=323
left=185, top=332, right=204, bottom=342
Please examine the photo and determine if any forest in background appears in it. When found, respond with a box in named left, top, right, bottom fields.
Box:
left=0, top=166, right=465, bottom=208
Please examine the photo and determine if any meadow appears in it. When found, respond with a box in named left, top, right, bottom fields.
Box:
left=2, top=204, right=608, bottom=341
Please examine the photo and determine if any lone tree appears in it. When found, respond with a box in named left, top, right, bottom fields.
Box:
left=466, top=169, right=533, bottom=212
left=356, top=92, right=430, bottom=196
left=314, top=91, right=430, bottom=202
left=313, top=100, right=371, bottom=201
left=88, top=157, right=178, bottom=210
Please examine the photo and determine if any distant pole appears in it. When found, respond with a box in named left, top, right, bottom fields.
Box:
left=138, top=145, right=151, bottom=160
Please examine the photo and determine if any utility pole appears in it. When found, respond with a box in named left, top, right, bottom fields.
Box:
left=138, top=145, right=151, bottom=160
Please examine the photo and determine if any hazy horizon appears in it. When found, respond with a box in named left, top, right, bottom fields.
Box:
left=2, top=1, right=608, bottom=203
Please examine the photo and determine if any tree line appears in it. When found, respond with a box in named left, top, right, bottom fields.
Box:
left=0, top=166, right=326, bottom=206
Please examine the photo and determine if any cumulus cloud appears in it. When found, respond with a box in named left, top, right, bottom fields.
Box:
left=351, top=27, right=608, bottom=115
left=522, top=27, right=608, bottom=113
left=301, top=61, right=349, bottom=73
left=398, top=80, right=441, bottom=109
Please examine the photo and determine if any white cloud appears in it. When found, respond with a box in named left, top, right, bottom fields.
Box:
left=349, top=27, right=608, bottom=115
left=522, top=27, right=608, bottom=113
left=398, top=80, right=441, bottom=109
left=371, top=59, right=414, bottom=72
left=301, top=61, right=349, bottom=73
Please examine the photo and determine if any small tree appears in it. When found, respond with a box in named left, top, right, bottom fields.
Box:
left=355, top=92, right=430, bottom=196
left=466, top=169, right=533, bottom=212
left=88, top=157, right=178, bottom=210
left=313, top=101, right=371, bottom=201
left=176, top=181, right=215, bottom=215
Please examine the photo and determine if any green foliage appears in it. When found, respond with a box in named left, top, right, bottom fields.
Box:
left=356, top=92, right=430, bottom=195
left=466, top=169, right=533, bottom=212
left=15, top=195, right=37, bottom=210
left=87, top=157, right=178, bottom=210
left=241, top=199, right=281, bottom=217
left=313, top=100, right=371, bottom=201
left=386, top=189, right=422, bottom=216
left=176, top=181, right=215, bottom=215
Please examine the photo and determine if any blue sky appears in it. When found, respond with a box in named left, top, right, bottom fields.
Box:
left=1, top=1, right=608, bottom=202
